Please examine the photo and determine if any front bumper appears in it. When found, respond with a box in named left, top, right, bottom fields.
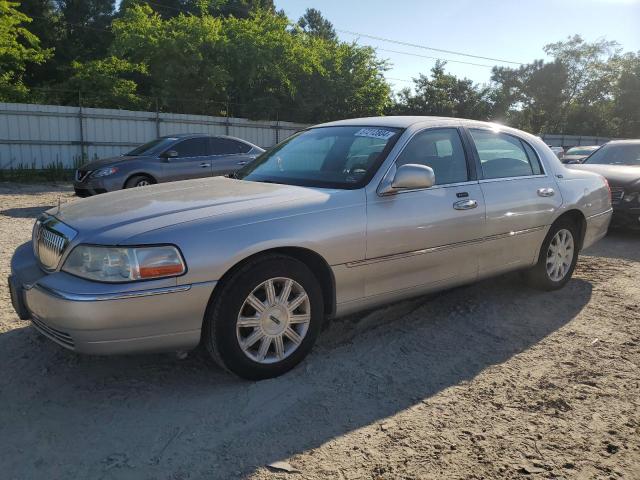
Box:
left=9, top=242, right=215, bottom=355
left=73, top=176, right=122, bottom=197
left=611, top=205, right=640, bottom=230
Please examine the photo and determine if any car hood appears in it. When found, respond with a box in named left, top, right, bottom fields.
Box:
left=50, top=177, right=333, bottom=241
left=79, top=155, right=143, bottom=170
left=568, top=164, right=640, bottom=188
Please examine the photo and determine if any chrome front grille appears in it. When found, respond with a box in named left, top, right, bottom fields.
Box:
left=32, top=217, right=77, bottom=271
left=610, top=187, right=624, bottom=205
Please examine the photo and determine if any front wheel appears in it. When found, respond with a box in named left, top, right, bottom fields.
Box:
left=202, top=255, right=324, bottom=380
left=124, top=175, right=154, bottom=188
left=525, top=219, right=579, bottom=290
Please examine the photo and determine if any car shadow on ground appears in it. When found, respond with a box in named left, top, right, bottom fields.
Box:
left=582, top=229, right=640, bottom=262
left=0, top=206, right=55, bottom=218
left=0, top=274, right=593, bottom=479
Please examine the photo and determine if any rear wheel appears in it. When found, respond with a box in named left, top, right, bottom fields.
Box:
left=525, top=219, right=579, bottom=290
left=124, top=175, right=154, bottom=188
left=202, top=254, right=323, bottom=380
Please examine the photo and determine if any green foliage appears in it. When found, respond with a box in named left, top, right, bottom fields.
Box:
left=2, top=2, right=640, bottom=138
left=297, top=8, right=337, bottom=41
left=390, top=61, right=491, bottom=120
left=64, top=56, right=149, bottom=109
left=490, top=35, right=639, bottom=137
left=0, top=0, right=51, bottom=100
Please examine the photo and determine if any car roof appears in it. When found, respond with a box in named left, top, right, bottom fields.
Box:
left=606, top=139, right=640, bottom=145
left=160, top=133, right=259, bottom=146
left=314, top=115, right=524, bottom=133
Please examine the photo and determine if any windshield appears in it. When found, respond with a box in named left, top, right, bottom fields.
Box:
left=567, top=147, right=597, bottom=156
left=583, top=143, right=640, bottom=166
left=126, top=137, right=177, bottom=156
left=235, top=126, right=403, bottom=189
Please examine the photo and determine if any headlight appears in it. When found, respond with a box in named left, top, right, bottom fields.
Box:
left=62, top=245, right=186, bottom=282
left=91, top=167, right=118, bottom=178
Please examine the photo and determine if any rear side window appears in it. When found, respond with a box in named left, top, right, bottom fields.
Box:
left=211, top=138, right=252, bottom=155
left=172, top=138, right=208, bottom=158
left=470, top=130, right=542, bottom=179
left=395, top=128, right=469, bottom=185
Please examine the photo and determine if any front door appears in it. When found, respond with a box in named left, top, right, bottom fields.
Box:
left=162, top=137, right=212, bottom=182
left=210, top=137, right=259, bottom=176
left=466, top=128, right=562, bottom=275
left=364, top=127, right=486, bottom=297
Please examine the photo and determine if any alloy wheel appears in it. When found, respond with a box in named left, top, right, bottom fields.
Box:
left=235, top=277, right=311, bottom=364
left=546, top=228, right=574, bottom=282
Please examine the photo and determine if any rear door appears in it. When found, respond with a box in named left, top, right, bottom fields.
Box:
left=466, top=128, right=562, bottom=275
left=364, top=127, right=485, bottom=297
left=209, top=138, right=259, bottom=176
left=161, top=137, right=212, bottom=181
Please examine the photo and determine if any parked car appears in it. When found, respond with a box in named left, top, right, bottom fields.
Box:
left=73, top=134, right=264, bottom=197
left=548, top=146, right=565, bottom=160
left=9, top=117, right=612, bottom=379
left=568, top=140, right=640, bottom=229
left=562, top=145, right=600, bottom=164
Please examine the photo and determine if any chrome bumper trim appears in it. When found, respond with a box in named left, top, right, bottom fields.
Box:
left=31, top=283, right=194, bottom=302
left=586, top=208, right=613, bottom=220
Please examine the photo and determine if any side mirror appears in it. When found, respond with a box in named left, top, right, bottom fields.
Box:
left=162, top=150, right=178, bottom=160
left=379, top=164, right=435, bottom=195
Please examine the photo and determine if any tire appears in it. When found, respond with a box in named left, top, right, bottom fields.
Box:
left=124, top=175, right=154, bottom=188
left=202, top=254, right=324, bottom=380
left=525, top=218, right=580, bottom=291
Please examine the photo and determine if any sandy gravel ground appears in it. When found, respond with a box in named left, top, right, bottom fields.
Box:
left=0, top=183, right=638, bottom=480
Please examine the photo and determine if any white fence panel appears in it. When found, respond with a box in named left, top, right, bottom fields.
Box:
left=0, top=102, right=308, bottom=169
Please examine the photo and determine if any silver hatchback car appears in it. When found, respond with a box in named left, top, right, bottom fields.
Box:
left=9, top=117, right=612, bottom=379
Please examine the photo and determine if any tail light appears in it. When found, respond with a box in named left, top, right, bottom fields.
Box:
left=603, top=177, right=611, bottom=204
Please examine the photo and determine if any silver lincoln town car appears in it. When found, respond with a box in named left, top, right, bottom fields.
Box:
left=9, top=117, right=612, bottom=379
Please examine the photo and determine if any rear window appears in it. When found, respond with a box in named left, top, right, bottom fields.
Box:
left=583, top=144, right=640, bottom=166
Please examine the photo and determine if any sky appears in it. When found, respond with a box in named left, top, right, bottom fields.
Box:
left=275, top=0, right=640, bottom=91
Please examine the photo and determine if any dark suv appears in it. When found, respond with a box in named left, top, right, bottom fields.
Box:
left=73, top=134, right=264, bottom=197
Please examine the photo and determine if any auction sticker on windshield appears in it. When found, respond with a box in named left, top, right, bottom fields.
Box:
left=354, top=128, right=396, bottom=140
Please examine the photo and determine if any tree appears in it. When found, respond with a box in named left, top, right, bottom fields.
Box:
left=0, top=0, right=51, bottom=100
left=297, top=8, right=336, bottom=41
left=118, top=0, right=274, bottom=19
left=16, top=0, right=116, bottom=89
left=490, top=35, right=623, bottom=136
left=390, top=61, right=491, bottom=120
left=111, top=4, right=228, bottom=114
left=612, top=52, right=640, bottom=138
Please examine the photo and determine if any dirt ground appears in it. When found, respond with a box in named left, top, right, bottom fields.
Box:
left=0, top=183, right=638, bottom=480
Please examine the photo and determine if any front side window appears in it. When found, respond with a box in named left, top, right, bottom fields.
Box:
left=127, top=137, right=176, bottom=156
left=583, top=143, right=640, bottom=166
left=236, top=126, right=402, bottom=189
left=171, top=138, right=208, bottom=158
left=395, top=128, right=468, bottom=185
left=470, top=130, right=542, bottom=179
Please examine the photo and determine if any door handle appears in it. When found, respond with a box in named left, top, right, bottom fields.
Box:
left=200, top=162, right=211, bottom=168
left=537, top=187, right=555, bottom=197
left=237, top=161, right=248, bottom=165
left=453, top=199, right=478, bottom=210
